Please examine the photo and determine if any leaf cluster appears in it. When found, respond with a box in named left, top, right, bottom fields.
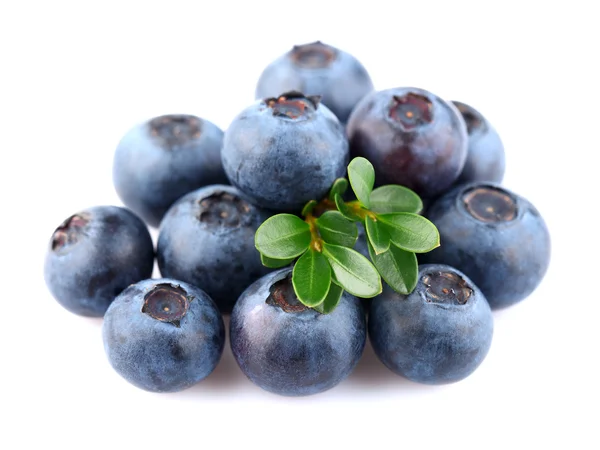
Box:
left=255, top=158, right=440, bottom=313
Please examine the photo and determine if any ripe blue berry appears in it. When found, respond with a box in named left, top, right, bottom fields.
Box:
left=369, top=264, right=493, bottom=384
left=102, top=279, right=225, bottom=393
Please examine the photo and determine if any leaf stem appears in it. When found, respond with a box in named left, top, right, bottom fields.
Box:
left=312, top=198, right=337, bottom=217
left=305, top=214, right=324, bottom=252
left=346, top=200, right=377, bottom=221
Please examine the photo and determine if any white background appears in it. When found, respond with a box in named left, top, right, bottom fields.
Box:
left=1, top=1, right=598, bottom=449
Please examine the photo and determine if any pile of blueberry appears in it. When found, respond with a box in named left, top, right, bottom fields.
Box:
left=44, top=41, right=551, bottom=396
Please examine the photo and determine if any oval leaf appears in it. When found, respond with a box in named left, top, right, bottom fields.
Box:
left=312, top=281, right=343, bottom=314
left=334, top=193, right=362, bottom=222
left=292, top=248, right=331, bottom=307
left=301, top=200, right=318, bottom=217
left=365, top=215, right=390, bottom=255
left=370, top=185, right=423, bottom=214
left=322, top=243, right=382, bottom=298
left=378, top=213, right=440, bottom=253
left=328, top=178, right=349, bottom=201
left=368, top=241, right=418, bottom=295
left=261, top=253, right=295, bottom=269
left=348, top=157, right=375, bottom=208
left=316, top=211, right=358, bottom=247
left=255, top=214, right=311, bottom=259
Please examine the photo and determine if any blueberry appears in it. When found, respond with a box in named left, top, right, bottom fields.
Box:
left=230, top=269, right=366, bottom=396
left=113, top=114, right=228, bottom=227
left=420, top=183, right=551, bottom=309
left=255, top=41, right=374, bottom=123
left=102, top=279, right=224, bottom=393
left=44, top=206, right=154, bottom=317
left=452, top=101, right=505, bottom=184
left=347, top=87, right=468, bottom=197
left=221, top=91, right=349, bottom=212
left=369, top=264, right=493, bottom=384
left=157, top=184, right=272, bottom=314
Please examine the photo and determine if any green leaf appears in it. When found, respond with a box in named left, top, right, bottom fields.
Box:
left=365, top=215, right=390, bottom=254
left=316, top=211, right=358, bottom=247
left=368, top=241, right=418, bottom=295
left=301, top=200, right=318, bottom=217
left=292, top=248, right=331, bottom=307
left=328, top=178, right=349, bottom=201
left=334, top=193, right=362, bottom=222
left=369, top=185, right=423, bottom=214
left=312, top=281, right=343, bottom=314
left=255, top=214, right=311, bottom=259
left=322, top=243, right=382, bottom=298
left=348, top=157, right=375, bottom=208
left=378, top=213, right=440, bottom=253
left=260, top=253, right=295, bottom=269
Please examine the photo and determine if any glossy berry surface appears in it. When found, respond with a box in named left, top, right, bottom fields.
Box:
left=113, top=114, right=228, bottom=227
left=347, top=87, right=468, bottom=197
left=452, top=101, right=505, bottom=184
left=230, top=269, right=366, bottom=396
left=157, top=185, right=272, bottom=314
left=421, top=183, right=551, bottom=309
left=102, top=278, right=224, bottom=393
left=221, top=92, right=348, bottom=212
left=369, top=264, right=493, bottom=384
left=255, top=41, right=374, bottom=123
left=44, top=206, right=154, bottom=317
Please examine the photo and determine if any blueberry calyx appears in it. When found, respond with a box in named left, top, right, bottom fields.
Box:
left=388, top=93, right=433, bottom=130
left=51, top=213, right=90, bottom=251
left=290, top=41, right=337, bottom=69
left=149, top=114, right=203, bottom=149
left=197, top=191, right=251, bottom=227
left=462, top=186, right=517, bottom=223
left=266, top=275, right=309, bottom=313
left=422, top=271, right=473, bottom=305
left=265, top=91, right=321, bottom=120
left=452, top=101, right=485, bottom=135
left=141, top=284, right=191, bottom=327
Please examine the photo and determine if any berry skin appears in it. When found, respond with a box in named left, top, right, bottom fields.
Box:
left=420, top=183, right=551, bottom=309
left=347, top=87, right=468, bottom=197
left=44, top=206, right=154, bottom=317
left=102, top=279, right=225, bottom=393
left=452, top=101, right=506, bottom=184
left=369, top=264, right=493, bottom=384
left=113, top=114, right=228, bottom=227
left=230, top=269, right=366, bottom=396
left=157, top=185, right=272, bottom=314
left=221, top=91, right=349, bottom=212
left=255, top=41, right=374, bottom=123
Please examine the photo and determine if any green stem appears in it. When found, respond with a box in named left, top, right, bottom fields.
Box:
left=346, top=200, right=377, bottom=221
left=312, top=198, right=337, bottom=218
left=305, top=214, right=324, bottom=252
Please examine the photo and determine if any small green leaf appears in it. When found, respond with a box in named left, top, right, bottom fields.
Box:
left=255, top=214, right=311, bottom=259
left=301, top=200, right=318, bottom=217
left=328, top=178, right=349, bottom=201
left=378, top=213, right=440, bottom=253
left=368, top=241, right=418, bottom=295
left=365, top=215, right=390, bottom=254
left=322, top=243, right=382, bottom=298
left=369, top=185, right=423, bottom=214
left=292, top=248, right=331, bottom=307
left=312, top=281, right=343, bottom=314
left=348, top=157, right=375, bottom=208
left=316, top=211, right=358, bottom=247
left=260, top=253, right=295, bottom=269
left=334, top=194, right=362, bottom=222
